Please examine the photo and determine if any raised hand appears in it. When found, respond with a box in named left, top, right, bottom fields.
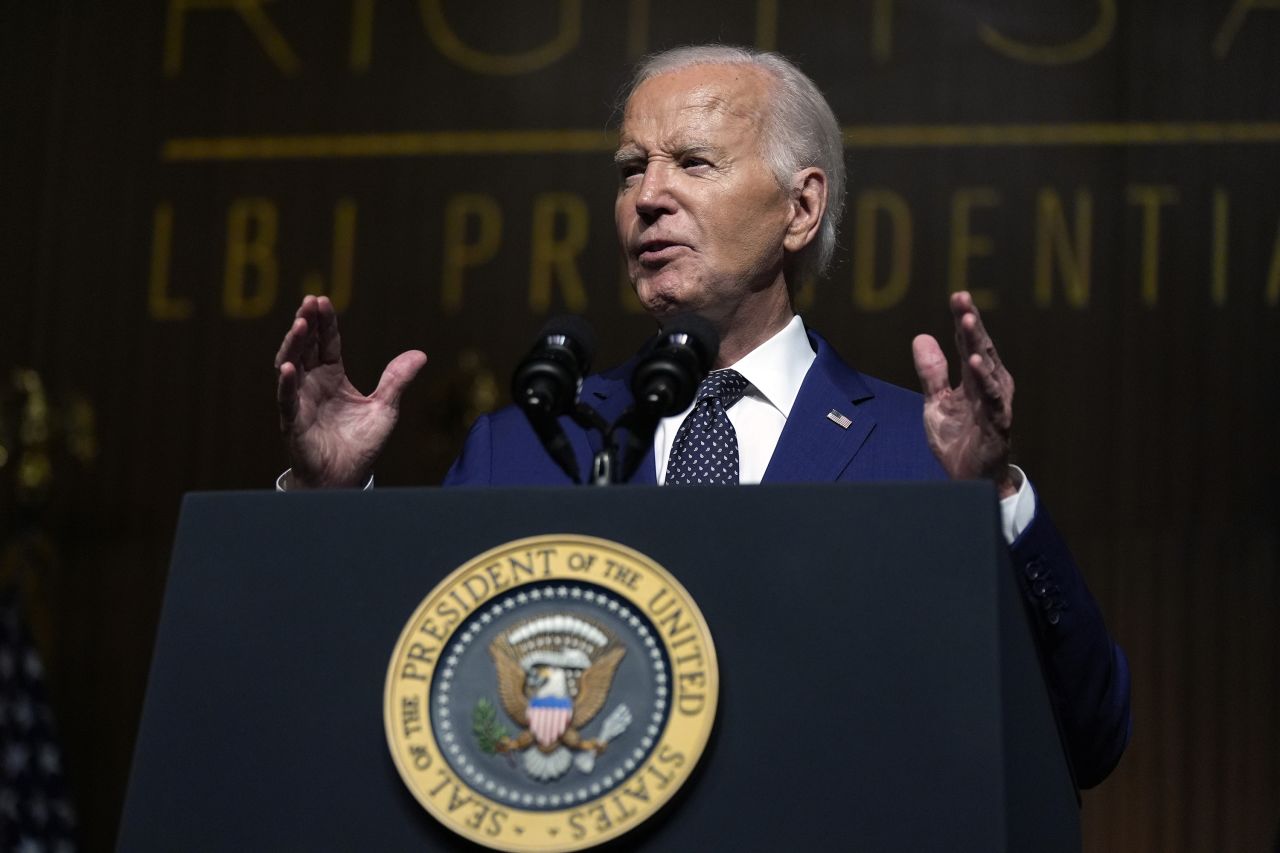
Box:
left=911, top=291, right=1017, bottom=498
left=274, top=295, right=427, bottom=488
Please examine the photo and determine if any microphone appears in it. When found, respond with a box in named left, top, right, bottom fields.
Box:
left=607, top=315, right=718, bottom=484
left=630, top=314, right=719, bottom=417
left=512, top=316, right=596, bottom=418
left=512, top=316, right=596, bottom=484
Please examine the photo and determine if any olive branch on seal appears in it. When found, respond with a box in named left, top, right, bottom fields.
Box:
left=473, top=698, right=510, bottom=755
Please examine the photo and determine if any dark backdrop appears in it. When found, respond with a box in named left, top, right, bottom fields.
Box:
left=2, top=2, right=1278, bottom=850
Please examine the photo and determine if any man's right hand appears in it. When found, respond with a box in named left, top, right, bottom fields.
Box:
left=274, top=295, right=427, bottom=488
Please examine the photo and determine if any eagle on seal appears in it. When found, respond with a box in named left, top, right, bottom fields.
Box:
left=488, top=614, right=626, bottom=780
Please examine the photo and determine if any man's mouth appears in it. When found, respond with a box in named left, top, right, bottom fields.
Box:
left=636, top=240, right=688, bottom=265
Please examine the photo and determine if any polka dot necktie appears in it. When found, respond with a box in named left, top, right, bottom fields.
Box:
left=664, top=369, right=751, bottom=485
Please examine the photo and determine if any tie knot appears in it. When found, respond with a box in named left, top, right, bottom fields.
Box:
left=696, top=369, right=749, bottom=407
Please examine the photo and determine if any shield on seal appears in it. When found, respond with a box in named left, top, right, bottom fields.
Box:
left=527, top=696, right=573, bottom=747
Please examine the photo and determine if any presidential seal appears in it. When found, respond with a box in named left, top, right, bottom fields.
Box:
left=384, top=535, right=718, bottom=852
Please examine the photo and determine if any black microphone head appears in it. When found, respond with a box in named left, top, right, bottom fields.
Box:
left=537, top=315, right=597, bottom=370
left=656, top=313, right=719, bottom=373
left=630, top=314, right=721, bottom=417
left=512, top=315, right=596, bottom=417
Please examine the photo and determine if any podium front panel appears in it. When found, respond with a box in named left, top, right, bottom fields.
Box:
left=121, top=484, right=1078, bottom=852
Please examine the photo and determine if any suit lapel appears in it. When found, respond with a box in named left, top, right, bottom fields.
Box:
left=762, top=332, right=877, bottom=483
left=628, top=445, right=658, bottom=484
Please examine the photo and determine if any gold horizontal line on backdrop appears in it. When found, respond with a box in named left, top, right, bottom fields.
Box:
left=161, top=122, right=1280, bottom=161
left=842, top=122, right=1280, bottom=147
left=162, top=130, right=617, bottom=161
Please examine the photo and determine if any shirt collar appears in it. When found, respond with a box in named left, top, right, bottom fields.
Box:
left=724, top=314, right=815, bottom=418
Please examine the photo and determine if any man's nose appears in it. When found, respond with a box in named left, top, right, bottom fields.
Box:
left=635, top=164, right=677, bottom=220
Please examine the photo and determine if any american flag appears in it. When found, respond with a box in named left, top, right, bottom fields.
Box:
left=527, top=696, right=573, bottom=748
left=0, top=586, right=77, bottom=853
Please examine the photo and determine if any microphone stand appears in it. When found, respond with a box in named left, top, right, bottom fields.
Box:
left=574, top=403, right=663, bottom=487
left=566, top=403, right=620, bottom=486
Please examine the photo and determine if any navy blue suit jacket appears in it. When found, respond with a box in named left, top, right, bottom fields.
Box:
left=445, top=330, right=1131, bottom=787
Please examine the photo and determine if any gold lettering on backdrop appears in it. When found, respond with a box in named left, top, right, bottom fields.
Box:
left=1212, top=188, right=1230, bottom=307
left=755, top=0, right=778, bottom=50
left=872, top=0, right=895, bottom=64
left=350, top=0, right=376, bottom=72
left=1266, top=219, right=1280, bottom=306
left=977, top=0, right=1115, bottom=65
left=163, top=0, right=301, bottom=77
left=1125, top=185, right=1180, bottom=308
left=148, top=203, right=193, bottom=321
left=1034, top=188, right=1093, bottom=309
left=529, top=192, right=589, bottom=313
left=441, top=194, right=502, bottom=315
left=853, top=189, right=912, bottom=311
left=949, top=188, right=1001, bottom=309
left=302, top=199, right=357, bottom=313
left=224, top=198, right=280, bottom=319
left=418, top=0, right=581, bottom=75
left=1213, top=0, right=1280, bottom=59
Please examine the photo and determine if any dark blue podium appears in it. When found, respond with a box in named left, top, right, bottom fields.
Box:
left=120, top=483, right=1079, bottom=852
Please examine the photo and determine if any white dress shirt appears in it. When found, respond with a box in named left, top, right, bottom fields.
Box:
left=654, top=314, right=815, bottom=486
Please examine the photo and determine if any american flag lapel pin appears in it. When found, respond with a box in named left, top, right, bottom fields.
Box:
left=826, top=409, right=852, bottom=429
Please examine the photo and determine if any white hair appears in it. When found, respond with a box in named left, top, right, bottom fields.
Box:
left=624, top=45, right=847, bottom=281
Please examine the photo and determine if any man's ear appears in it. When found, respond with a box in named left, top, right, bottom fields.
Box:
left=783, top=167, right=828, bottom=254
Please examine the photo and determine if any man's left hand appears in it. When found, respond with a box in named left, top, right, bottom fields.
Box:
left=911, top=291, right=1018, bottom=499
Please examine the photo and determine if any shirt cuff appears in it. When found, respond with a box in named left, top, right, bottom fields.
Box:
left=998, top=465, right=1035, bottom=544
left=275, top=469, right=375, bottom=491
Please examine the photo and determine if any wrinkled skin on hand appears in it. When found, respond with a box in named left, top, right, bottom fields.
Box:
left=911, top=291, right=1017, bottom=499
left=274, top=295, right=427, bottom=488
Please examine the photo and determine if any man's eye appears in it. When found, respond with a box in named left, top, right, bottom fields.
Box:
left=620, top=164, right=644, bottom=182
left=681, top=157, right=711, bottom=170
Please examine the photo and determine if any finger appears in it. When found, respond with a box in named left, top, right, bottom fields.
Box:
left=277, top=361, right=300, bottom=428
left=273, top=316, right=311, bottom=371
left=950, top=295, right=1008, bottom=402
left=911, top=335, right=950, bottom=400
left=961, top=312, right=1010, bottom=399
left=314, top=296, right=343, bottom=365
left=955, top=313, right=986, bottom=398
left=967, top=352, right=1014, bottom=422
left=294, top=294, right=317, bottom=319
left=372, top=350, right=429, bottom=408
left=967, top=352, right=1001, bottom=402
left=949, top=292, right=977, bottom=356
left=291, top=295, right=324, bottom=369
left=952, top=293, right=1004, bottom=372
left=949, top=294, right=980, bottom=399
left=964, top=314, right=1003, bottom=372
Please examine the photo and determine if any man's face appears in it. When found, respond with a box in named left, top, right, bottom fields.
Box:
left=614, top=64, right=794, bottom=325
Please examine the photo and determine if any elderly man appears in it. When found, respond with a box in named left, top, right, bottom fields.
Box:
left=273, top=45, right=1130, bottom=787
